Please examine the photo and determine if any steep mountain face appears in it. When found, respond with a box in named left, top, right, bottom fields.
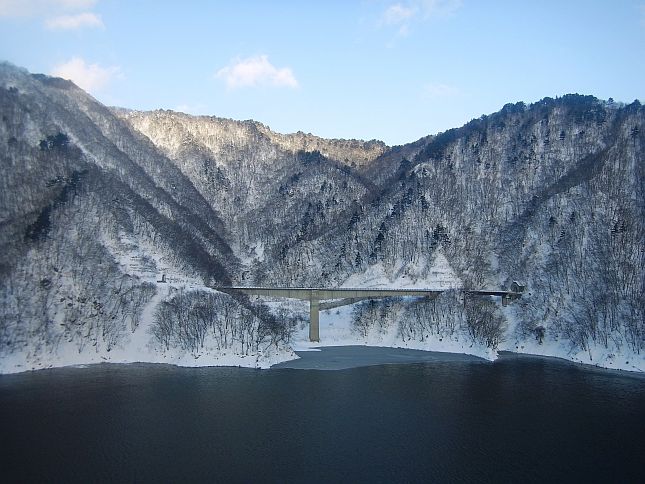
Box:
left=1, top=62, right=643, bottom=372
left=119, top=96, right=643, bottom=367
left=117, top=110, right=386, bottom=269
left=258, top=96, right=644, bottom=360
left=0, top=63, right=291, bottom=370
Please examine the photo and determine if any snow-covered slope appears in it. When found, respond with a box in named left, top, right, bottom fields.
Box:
left=1, top=63, right=643, bottom=373
left=0, top=63, right=294, bottom=373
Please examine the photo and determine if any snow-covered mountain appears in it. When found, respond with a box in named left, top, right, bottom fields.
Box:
left=0, top=63, right=293, bottom=371
left=114, top=109, right=386, bottom=267
left=1, top=62, right=643, bottom=372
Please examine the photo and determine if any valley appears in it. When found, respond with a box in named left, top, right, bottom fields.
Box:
left=0, top=63, right=643, bottom=373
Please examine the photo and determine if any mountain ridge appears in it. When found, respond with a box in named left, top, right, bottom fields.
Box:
left=1, top=62, right=643, bottom=373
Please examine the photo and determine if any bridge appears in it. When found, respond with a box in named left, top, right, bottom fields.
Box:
left=213, top=286, right=522, bottom=342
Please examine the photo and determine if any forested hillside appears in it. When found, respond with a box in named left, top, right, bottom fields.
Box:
left=0, top=63, right=293, bottom=371
left=1, top=62, right=643, bottom=372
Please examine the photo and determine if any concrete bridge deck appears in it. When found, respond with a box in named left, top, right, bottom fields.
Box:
left=213, top=286, right=522, bottom=342
left=214, top=286, right=446, bottom=300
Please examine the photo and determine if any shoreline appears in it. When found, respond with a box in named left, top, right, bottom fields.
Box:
left=271, top=345, right=487, bottom=370
left=495, top=350, right=645, bottom=378
left=2, top=344, right=643, bottom=377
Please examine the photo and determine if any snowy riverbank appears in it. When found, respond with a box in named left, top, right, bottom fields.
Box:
left=285, top=304, right=643, bottom=373
left=1, top=306, right=642, bottom=374
left=2, top=253, right=642, bottom=374
left=2, top=293, right=642, bottom=375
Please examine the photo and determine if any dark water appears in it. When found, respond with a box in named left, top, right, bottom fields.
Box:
left=1, top=353, right=643, bottom=483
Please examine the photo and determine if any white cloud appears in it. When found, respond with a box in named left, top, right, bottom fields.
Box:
left=383, top=3, right=417, bottom=25
left=379, top=0, right=461, bottom=36
left=45, top=11, right=102, bottom=29
left=419, top=0, right=462, bottom=19
left=215, top=55, right=299, bottom=89
left=422, top=82, right=460, bottom=99
left=0, top=0, right=96, bottom=17
left=51, top=57, right=121, bottom=92
left=381, top=3, right=417, bottom=35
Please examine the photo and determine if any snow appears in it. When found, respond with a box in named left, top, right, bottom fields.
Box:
left=286, top=302, right=643, bottom=372
left=4, top=291, right=641, bottom=374
left=290, top=305, right=497, bottom=361
left=341, top=250, right=461, bottom=290
left=0, top=282, right=296, bottom=374
left=272, top=253, right=495, bottom=361
left=281, top=250, right=643, bottom=373
left=0, top=336, right=294, bottom=374
left=2, top=243, right=641, bottom=375
left=499, top=305, right=644, bottom=373
left=0, top=232, right=297, bottom=375
left=110, top=231, right=203, bottom=288
left=237, top=240, right=266, bottom=267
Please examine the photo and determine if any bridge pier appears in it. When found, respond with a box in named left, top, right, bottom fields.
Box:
left=309, top=298, right=320, bottom=342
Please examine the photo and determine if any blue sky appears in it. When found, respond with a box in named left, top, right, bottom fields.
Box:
left=1, top=1, right=644, bottom=145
